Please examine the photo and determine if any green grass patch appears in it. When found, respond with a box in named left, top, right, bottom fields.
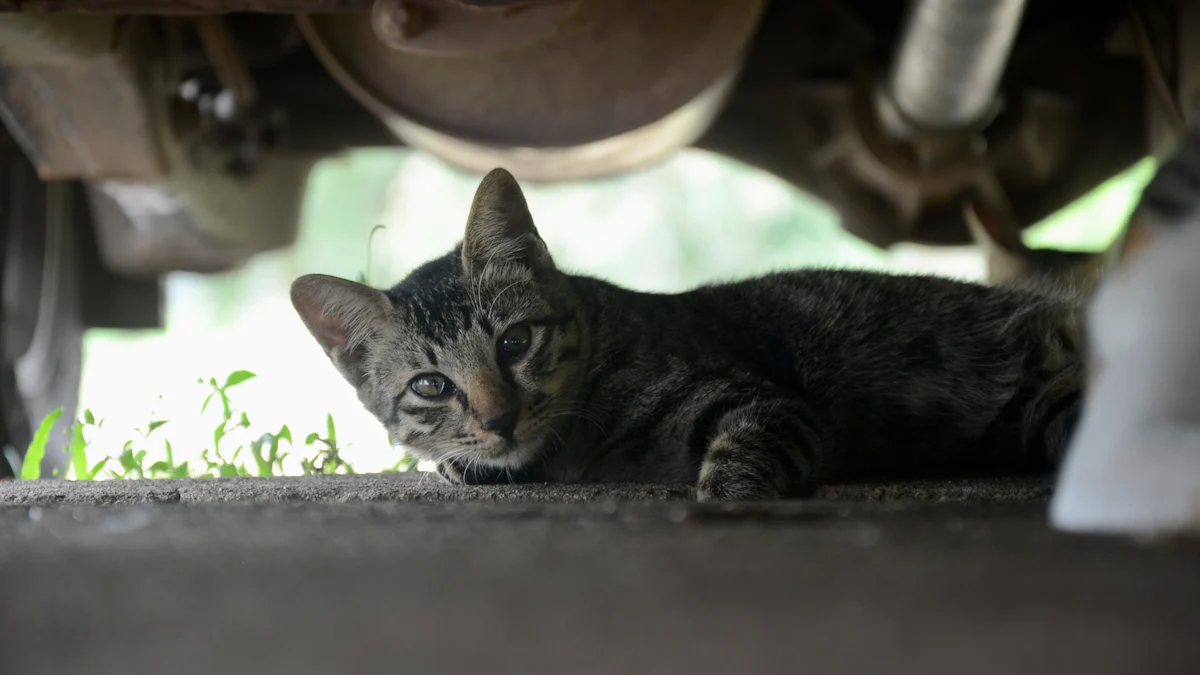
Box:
left=5, top=370, right=418, bottom=481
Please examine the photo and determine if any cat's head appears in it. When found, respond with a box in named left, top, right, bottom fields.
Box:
left=290, top=168, right=585, bottom=471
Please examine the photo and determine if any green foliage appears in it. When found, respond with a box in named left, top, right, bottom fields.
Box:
left=14, top=369, right=416, bottom=482
left=301, top=414, right=354, bottom=476
left=19, top=408, right=63, bottom=480
left=147, top=440, right=189, bottom=479
left=201, top=370, right=256, bottom=420
left=249, top=425, right=291, bottom=477
left=66, top=411, right=109, bottom=480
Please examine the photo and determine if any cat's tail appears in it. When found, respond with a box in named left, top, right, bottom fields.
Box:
left=962, top=194, right=1125, bottom=304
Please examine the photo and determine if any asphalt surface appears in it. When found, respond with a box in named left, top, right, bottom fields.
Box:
left=2, top=473, right=1198, bottom=675
left=0, top=471, right=1054, bottom=506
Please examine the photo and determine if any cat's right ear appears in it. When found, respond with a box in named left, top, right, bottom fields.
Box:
left=461, top=168, right=555, bottom=277
left=291, top=274, right=392, bottom=389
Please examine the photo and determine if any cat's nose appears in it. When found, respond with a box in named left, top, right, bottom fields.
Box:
left=466, top=376, right=519, bottom=439
left=481, top=410, right=518, bottom=439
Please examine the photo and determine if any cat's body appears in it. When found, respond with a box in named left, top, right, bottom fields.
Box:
left=459, top=267, right=1079, bottom=487
left=293, top=170, right=1084, bottom=500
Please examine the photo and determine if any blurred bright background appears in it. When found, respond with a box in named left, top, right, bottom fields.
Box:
left=75, top=148, right=1153, bottom=476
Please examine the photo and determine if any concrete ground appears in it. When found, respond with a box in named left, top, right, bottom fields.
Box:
left=1, top=472, right=1198, bottom=675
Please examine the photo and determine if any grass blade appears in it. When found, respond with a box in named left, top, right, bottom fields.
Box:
left=86, top=458, right=109, bottom=480
left=68, top=421, right=89, bottom=480
left=21, top=408, right=63, bottom=480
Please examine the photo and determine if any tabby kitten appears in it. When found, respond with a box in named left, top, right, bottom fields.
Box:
left=292, top=169, right=1084, bottom=500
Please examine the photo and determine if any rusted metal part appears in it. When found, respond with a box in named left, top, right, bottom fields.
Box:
left=175, top=16, right=290, bottom=177
left=696, top=0, right=1142, bottom=248
left=1128, top=4, right=1184, bottom=133
left=0, top=0, right=561, bottom=10
left=387, top=65, right=739, bottom=182
left=826, top=66, right=1092, bottom=245
left=859, top=0, right=1064, bottom=243
left=864, top=0, right=1036, bottom=241
left=0, top=17, right=164, bottom=181
left=0, top=12, right=311, bottom=265
left=369, top=0, right=577, bottom=57
left=194, top=16, right=258, bottom=113
left=449, top=0, right=574, bottom=7
left=0, top=14, right=121, bottom=65
left=0, top=1, right=372, bottom=13
left=86, top=181, right=252, bottom=275
left=1177, top=1, right=1200, bottom=126
left=300, top=0, right=766, bottom=155
left=1130, top=0, right=1187, bottom=157
left=371, top=0, right=425, bottom=45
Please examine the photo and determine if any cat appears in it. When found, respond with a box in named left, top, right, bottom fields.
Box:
left=1050, top=127, right=1200, bottom=536
left=964, top=197, right=1126, bottom=302
left=291, top=169, right=1085, bottom=501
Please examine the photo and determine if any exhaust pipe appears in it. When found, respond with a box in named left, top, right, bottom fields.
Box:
left=886, top=0, right=1029, bottom=133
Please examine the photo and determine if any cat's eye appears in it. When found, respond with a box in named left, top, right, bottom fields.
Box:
left=498, top=323, right=532, bottom=360
left=411, top=373, right=454, bottom=399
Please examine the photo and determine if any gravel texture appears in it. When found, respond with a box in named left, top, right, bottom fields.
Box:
left=0, top=471, right=1053, bottom=506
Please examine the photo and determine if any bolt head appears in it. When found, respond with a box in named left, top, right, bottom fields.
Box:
left=372, top=0, right=426, bottom=46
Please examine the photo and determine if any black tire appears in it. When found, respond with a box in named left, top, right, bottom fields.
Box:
left=0, top=147, right=83, bottom=479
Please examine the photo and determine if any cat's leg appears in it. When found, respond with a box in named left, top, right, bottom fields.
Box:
left=994, top=300, right=1087, bottom=468
left=695, top=400, right=825, bottom=501
left=1020, top=364, right=1085, bottom=468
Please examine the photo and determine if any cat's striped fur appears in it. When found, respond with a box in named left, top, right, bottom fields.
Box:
left=292, top=169, right=1084, bottom=500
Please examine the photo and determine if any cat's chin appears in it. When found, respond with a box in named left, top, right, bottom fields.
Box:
left=429, top=440, right=544, bottom=486
left=413, top=434, right=545, bottom=475
left=471, top=437, right=543, bottom=471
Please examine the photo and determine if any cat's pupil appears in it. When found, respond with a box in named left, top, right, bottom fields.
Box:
left=411, top=374, right=450, bottom=398
left=499, top=323, right=532, bottom=358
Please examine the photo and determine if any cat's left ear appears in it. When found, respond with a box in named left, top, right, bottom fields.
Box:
left=461, top=168, right=555, bottom=277
left=291, top=274, right=392, bottom=389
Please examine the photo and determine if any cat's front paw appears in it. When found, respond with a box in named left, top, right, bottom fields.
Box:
left=436, top=461, right=465, bottom=485
left=695, top=456, right=784, bottom=502
left=435, top=459, right=510, bottom=486
left=694, top=400, right=822, bottom=501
